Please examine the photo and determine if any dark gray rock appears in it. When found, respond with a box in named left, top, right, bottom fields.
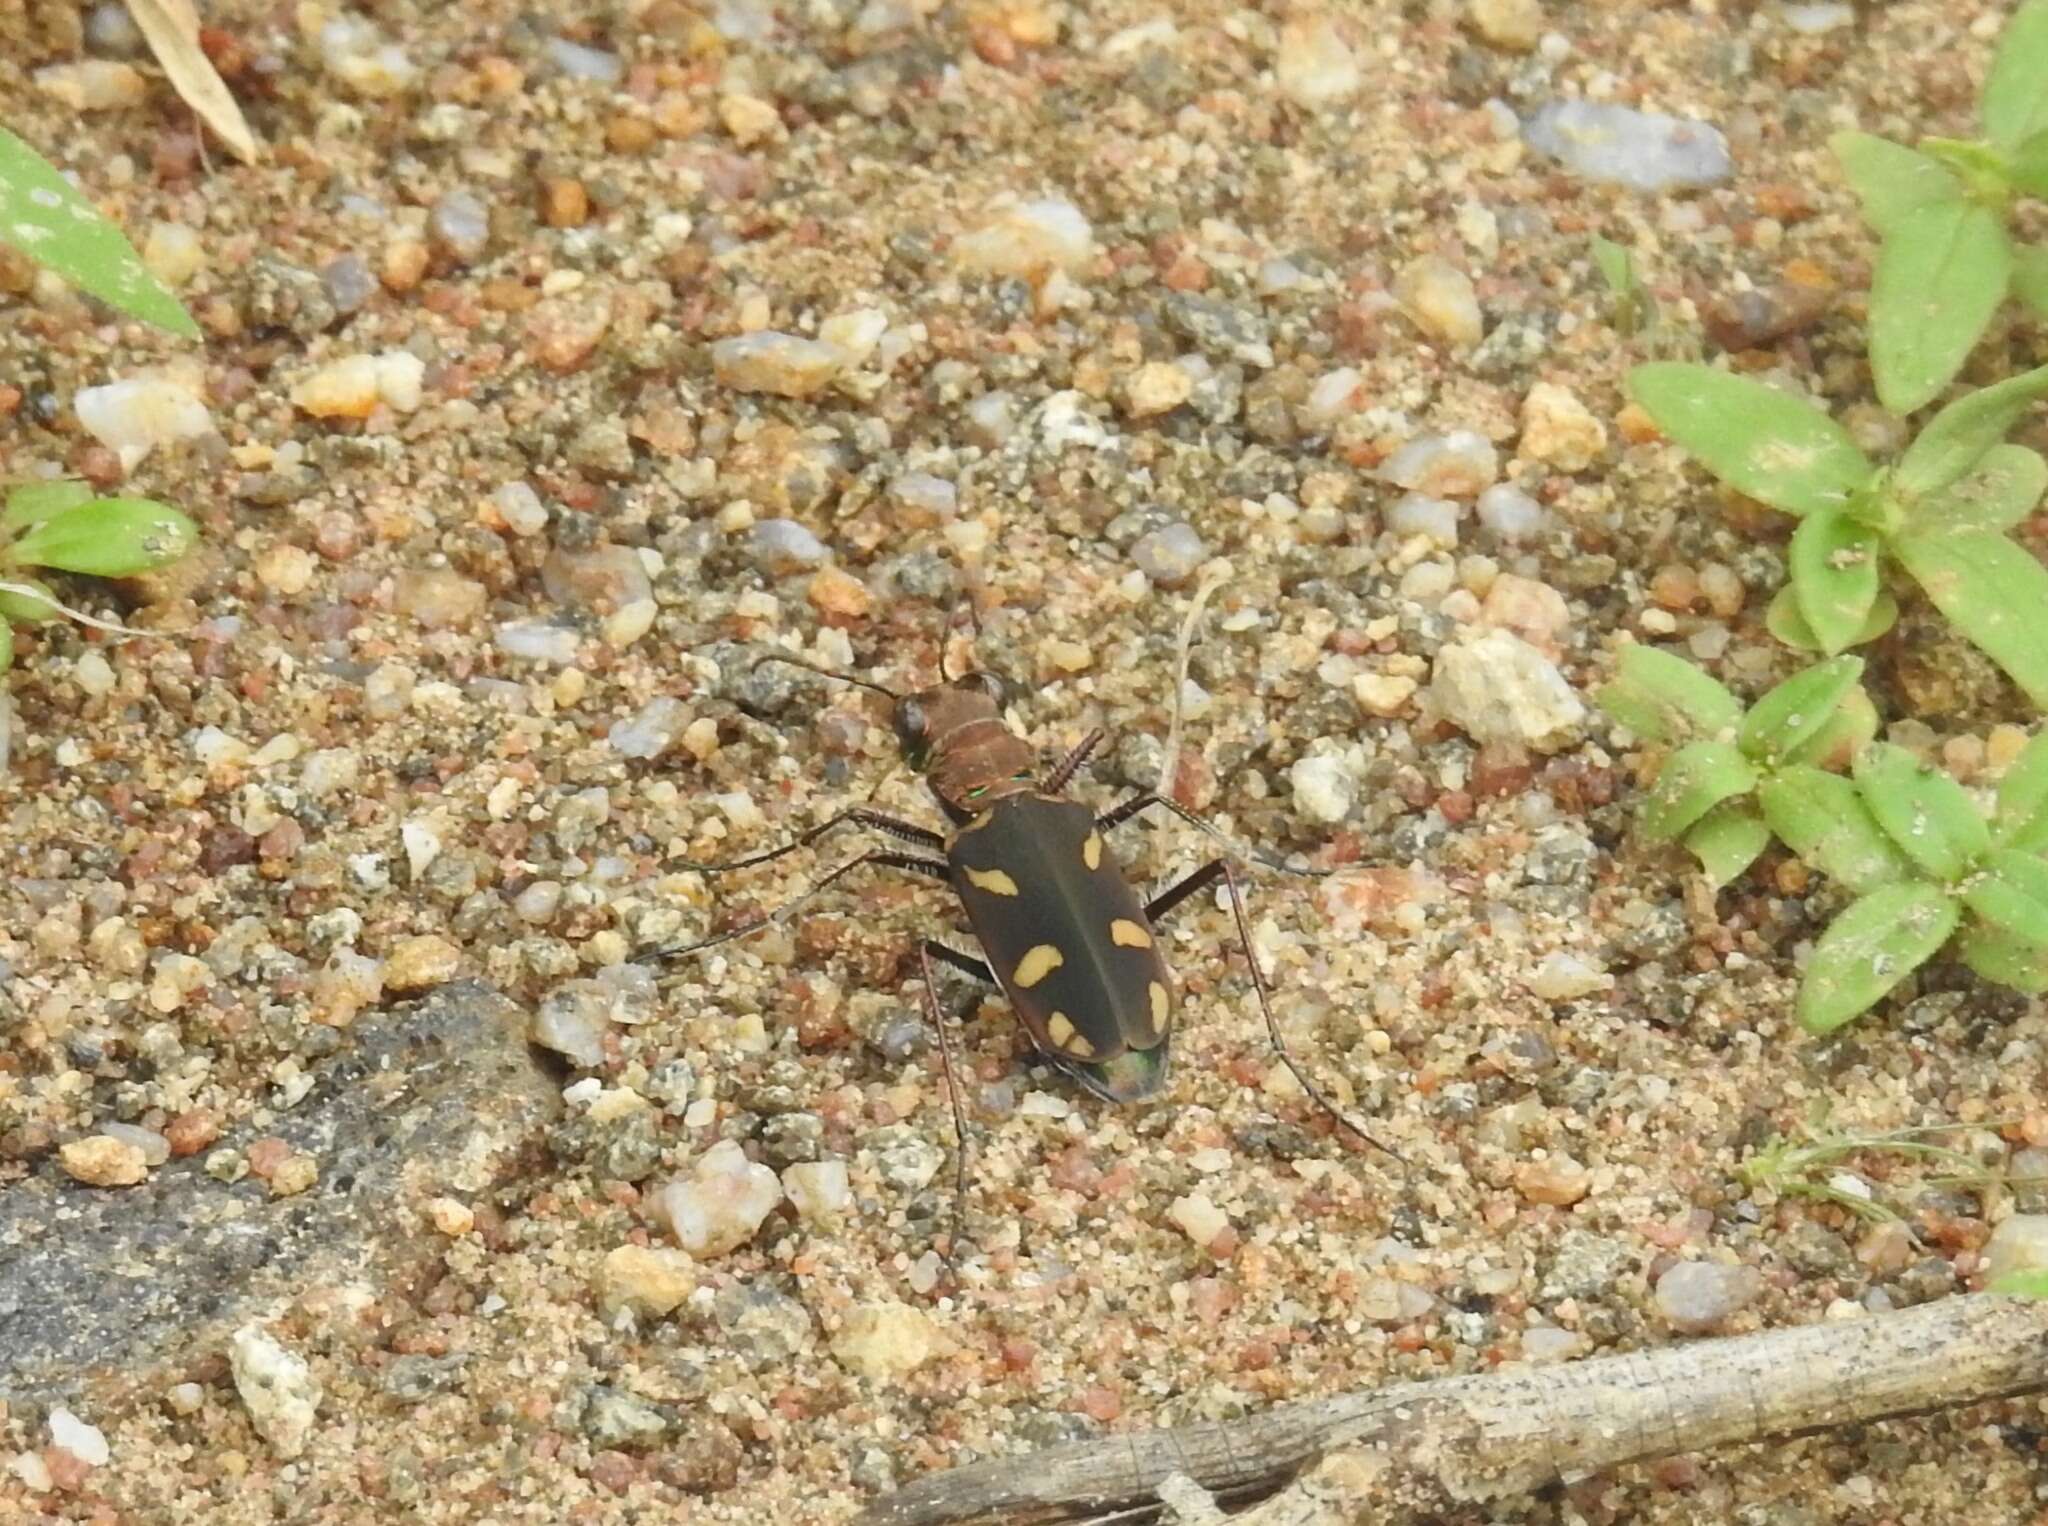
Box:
left=0, top=982, right=556, bottom=1405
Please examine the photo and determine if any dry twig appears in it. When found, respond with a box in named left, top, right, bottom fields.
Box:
left=856, top=1293, right=2048, bottom=1525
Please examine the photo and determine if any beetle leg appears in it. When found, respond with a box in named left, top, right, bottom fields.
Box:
left=1095, top=793, right=1329, bottom=878
left=917, top=941, right=978, bottom=1261
left=671, top=808, right=944, bottom=873
left=646, top=850, right=950, bottom=965
left=1039, top=727, right=1105, bottom=793
left=921, top=940, right=995, bottom=985
left=1149, top=857, right=1404, bottom=1165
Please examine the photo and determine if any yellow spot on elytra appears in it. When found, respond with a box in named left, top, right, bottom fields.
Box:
left=1149, top=981, right=1170, bottom=1034
left=1082, top=831, right=1102, bottom=870
left=1045, top=1012, right=1094, bottom=1058
left=1013, top=944, right=1064, bottom=988
left=965, top=866, right=1019, bottom=896
left=1110, top=919, right=1151, bottom=948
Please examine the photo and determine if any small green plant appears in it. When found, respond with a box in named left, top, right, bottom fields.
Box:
left=1738, top=1114, right=2026, bottom=1223
left=1629, top=360, right=2048, bottom=705
left=1600, top=646, right=2048, bottom=1031
left=0, top=125, right=198, bottom=338
left=1829, top=0, right=2048, bottom=412
left=1591, top=235, right=1659, bottom=339
left=1, top=480, right=197, bottom=672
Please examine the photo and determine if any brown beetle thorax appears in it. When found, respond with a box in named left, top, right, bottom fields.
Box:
left=896, top=681, right=1037, bottom=821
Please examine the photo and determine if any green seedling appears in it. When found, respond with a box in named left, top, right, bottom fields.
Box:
left=1591, top=235, right=1659, bottom=339
left=1992, top=1269, right=2048, bottom=1297
left=1601, top=648, right=2048, bottom=1031
left=1738, top=1115, right=2027, bottom=1224
left=1829, top=0, right=2048, bottom=412
left=1, top=479, right=197, bottom=673
left=0, top=125, right=198, bottom=338
left=1629, top=360, right=2048, bottom=706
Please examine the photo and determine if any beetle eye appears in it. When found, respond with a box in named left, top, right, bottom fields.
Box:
left=895, top=700, right=927, bottom=743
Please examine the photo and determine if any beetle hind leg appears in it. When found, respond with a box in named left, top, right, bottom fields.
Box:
left=1149, top=858, right=1405, bottom=1167
left=1095, top=792, right=1328, bottom=878
left=916, top=940, right=989, bottom=1262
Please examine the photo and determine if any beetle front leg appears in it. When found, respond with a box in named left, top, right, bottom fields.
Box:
left=1147, top=857, right=1402, bottom=1165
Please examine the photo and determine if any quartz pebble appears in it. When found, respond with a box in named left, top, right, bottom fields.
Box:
left=430, top=189, right=491, bottom=262
left=1431, top=631, right=1585, bottom=752
left=382, top=934, right=460, bottom=993
left=59, top=1134, right=148, bottom=1187
left=291, top=352, right=425, bottom=418
left=783, top=1159, right=852, bottom=1223
left=1386, top=494, right=1460, bottom=546
left=1476, top=483, right=1547, bottom=541
left=1515, top=1154, right=1592, bottom=1205
left=609, top=697, right=691, bottom=759
left=34, top=60, right=145, bottom=109
left=1393, top=257, right=1484, bottom=348
left=230, top=1325, right=322, bottom=1459
left=548, top=37, right=624, bottom=83
left=1654, top=1260, right=1762, bottom=1333
left=1519, top=383, right=1607, bottom=471
left=1528, top=951, right=1609, bottom=1000
left=1129, top=522, right=1206, bottom=586
left=1167, top=1192, right=1231, bottom=1248
left=1275, top=15, right=1360, bottom=109
left=317, top=16, right=418, bottom=97
left=831, top=1301, right=944, bottom=1379
left=749, top=518, right=831, bottom=573
left=394, top=568, right=484, bottom=629
left=1467, top=0, right=1544, bottom=51
left=597, top=1245, right=698, bottom=1319
left=140, top=223, right=205, bottom=289
left=47, top=1408, right=110, bottom=1468
left=711, top=333, right=847, bottom=398
left=494, top=619, right=581, bottom=666
left=1289, top=753, right=1357, bottom=824
left=953, top=196, right=1093, bottom=277
left=647, top=1140, right=783, bottom=1257
left=1524, top=101, right=1733, bottom=193
left=1379, top=430, right=1498, bottom=497
left=1123, top=361, right=1194, bottom=418
left=73, top=377, right=212, bottom=473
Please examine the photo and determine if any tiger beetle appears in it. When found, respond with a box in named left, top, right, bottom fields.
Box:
left=653, top=649, right=1397, bottom=1227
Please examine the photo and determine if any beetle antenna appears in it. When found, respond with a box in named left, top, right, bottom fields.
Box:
left=751, top=653, right=900, bottom=701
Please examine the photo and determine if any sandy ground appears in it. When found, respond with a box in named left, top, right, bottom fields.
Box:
left=3, top=0, right=2047, bottom=1521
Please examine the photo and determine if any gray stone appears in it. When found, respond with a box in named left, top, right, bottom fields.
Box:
left=0, top=983, right=557, bottom=1404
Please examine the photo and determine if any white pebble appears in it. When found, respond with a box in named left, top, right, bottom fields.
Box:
left=782, top=1159, right=852, bottom=1223
left=1379, top=430, right=1499, bottom=497
left=1386, top=494, right=1462, bottom=546
left=953, top=196, right=1094, bottom=277
left=609, top=696, right=691, bottom=759
left=74, top=377, right=212, bottom=473
left=647, top=1140, right=784, bottom=1257
left=1167, top=1192, right=1230, bottom=1247
left=1276, top=15, right=1359, bottom=108
left=1528, top=952, right=1610, bottom=1001
left=1476, top=483, right=1547, bottom=541
left=229, top=1325, right=322, bottom=1459
left=47, top=1407, right=110, bottom=1466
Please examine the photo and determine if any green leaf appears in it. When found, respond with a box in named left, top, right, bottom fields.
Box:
left=1961, top=847, right=2048, bottom=948
left=1787, top=510, right=1883, bottom=655
left=1765, top=584, right=1898, bottom=653
left=1787, top=685, right=1881, bottom=769
left=1852, top=741, right=1991, bottom=883
left=2017, top=245, right=2048, bottom=318
left=1908, top=444, right=2047, bottom=534
left=0, top=619, right=12, bottom=672
left=1893, top=364, right=2048, bottom=498
left=1628, top=363, right=1873, bottom=518
left=1642, top=739, right=1758, bottom=843
left=1739, top=656, right=1865, bottom=768
left=1828, top=131, right=1966, bottom=236
left=1960, top=922, right=2048, bottom=994
left=2010, top=128, right=2048, bottom=199
left=1759, top=766, right=1914, bottom=893
left=9, top=498, right=198, bottom=577
left=1994, top=731, right=2048, bottom=850
left=1869, top=202, right=2013, bottom=415
left=1989, top=1269, right=2048, bottom=1298
left=1983, top=0, right=2048, bottom=152
left=1595, top=644, right=1743, bottom=745
left=3, top=479, right=94, bottom=530
left=0, top=127, right=199, bottom=340
left=1685, top=803, right=1771, bottom=888
left=1797, top=881, right=1959, bottom=1034
left=1894, top=530, right=2048, bottom=708
left=0, top=577, right=60, bottom=623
